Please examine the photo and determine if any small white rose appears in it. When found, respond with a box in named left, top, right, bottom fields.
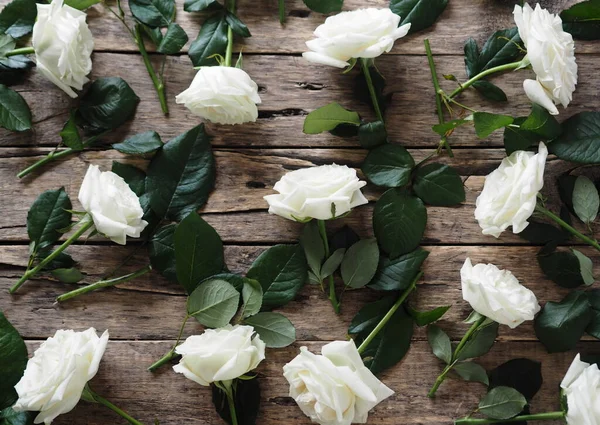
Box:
left=514, top=3, right=577, bottom=115
left=475, top=142, right=548, bottom=237
left=32, top=0, right=94, bottom=98
left=461, top=258, right=540, bottom=328
left=561, top=354, right=600, bottom=425
left=173, top=325, right=266, bottom=386
left=283, top=340, right=394, bottom=425
left=264, top=164, right=368, bottom=222
left=176, top=66, right=261, bottom=125
left=303, top=8, right=411, bottom=68
left=13, top=328, right=109, bottom=425
left=78, top=165, right=148, bottom=245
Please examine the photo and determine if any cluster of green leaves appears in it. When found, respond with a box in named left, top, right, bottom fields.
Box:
left=561, top=0, right=600, bottom=40
left=129, top=0, right=189, bottom=55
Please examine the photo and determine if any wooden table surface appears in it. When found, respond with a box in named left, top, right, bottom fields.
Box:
left=1, top=0, right=599, bottom=424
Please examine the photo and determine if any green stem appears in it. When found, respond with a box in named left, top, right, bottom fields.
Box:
left=10, top=217, right=94, bottom=294
left=449, top=60, right=526, bottom=98
left=82, top=385, right=146, bottom=425
left=148, top=314, right=190, bottom=372
left=56, top=265, right=152, bottom=302
left=278, top=0, right=286, bottom=24
left=226, top=386, right=239, bottom=425
left=134, top=24, right=169, bottom=115
left=317, top=220, right=340, bottom=314
left=224, top=0, right=236, bottom=67
left=455, top=411, right=566, bottom=425
left=357, top=271, right=423, bottom=354
left=424, top=39, right=453, bottom=158
left=5, top=46, right=35, bottom=57
left=360, top=58, right=384, bottom=123
left=536, top=204, right=600, bottom=252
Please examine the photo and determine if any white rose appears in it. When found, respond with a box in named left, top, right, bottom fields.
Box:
left=32, top=0, right=94, bottom=98
left=175, top=66, right=261, bottom=125
left=264, top=164, right=368, bottom=221
left=474, top=142, right=547, bottom=237
left=13, top=328, right=109, bottom=425
left=460, top=258, right=540, bottom=329
left=173, top=325, right=266, bottom=386
left=78, top=165, right=148, bottom=245
left=561, top=354, right=600, bottom=425
left=303, top=8, right=411, bottom=68
left=283, top=340, right=394, bottom=425
left=514, top=3, right=577, bottom=115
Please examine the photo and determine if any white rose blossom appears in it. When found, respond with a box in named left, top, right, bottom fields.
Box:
left=561, top=354, right=600, bottom=425
left=303, top=8, right=411, bottom=68
left=264, top=164, right=368, bottom=222
left=514, top=3, right=577, bottom=115
left=78, top=165, right=148, bottom=245
left=173, top=325, right=266, bottom=386
left=13, top=328, right=109, bottom=425
left=176, top=66, right=261, bottom=125
left=32, top=0, right=94, bottom=98
left=475, top=142, right=548, bottom=237
left=460, top=258, right=540, bottom=328
left=283, top=340, right=394, bottom=425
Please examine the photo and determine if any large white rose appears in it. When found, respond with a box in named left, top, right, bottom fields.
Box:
left=283, top=340, right=394, bottom=425
left=460, top=258, right=540, bottom=329
left=78, top=165, right=148, bottom=245
left=474, top=142, right=547, bottom=237
left=173, top=325, right=266, bottom=386
left=32, top=0, right=94, bottom=98
left=561, top=354, right=600, bottom=425
left=264, top=164, right=368, bottom=222
left=13, top=328, right=109, bottom=425
left=303, top=8, right=411, bottom=68
left=514, top=3, right=577, bottom=115
left=175, top=66, right=261, bottom=125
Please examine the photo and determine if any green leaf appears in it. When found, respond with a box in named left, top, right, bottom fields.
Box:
left=561, top=0, right=600, bottom=40
left=537, top=248, right=588, bottom=289
left=225, top=12, right=251, bottom=37
left=479, top=386, right=527, bottom=420
left=303, top=103, right=361, bottom=135
left=240, top=279, right=263, bottom=319
left=518, top=220, right=566, bottom=245
left=64, top=0, right=102, bottom=9
left=246, top=244, right=308, bottom=310
left=113, top=131, right=163, bottom=155
left=373, top=189, right=427, bottom=259
left=349, top=296, right=395, bottom=335
left=573, top=249, right=595, bottom=286
left=464, top=37, right=479, bottom=78
left=361, top=144, right=415, bottom=188
left=549, top=112, right=600, bottom=164
left=302, top=0, right=343, bottom=14
left=520, top=103, right=562, bottom=140
left=300, top=221, right=325, bottom=279
left=157, top=23, right=189, bottom=54
left=0, top=54, right=34, bottom=86
left=341, top=239, right=379, bottom=289
left=408, top=305, right=450, bottom=327
left=534, top=291, right=593, bottom=353
left=187, top=278, right=240, bottom=328
left=27, top=188, right=72, bottom=251
left=184, top=0, right=222, bottom=11
left=503, top=116, right=537, bottom=155
left=243, top=312, right=295, bottom=348
left=51, top=268, right=84, bottom=284
left=0, top=407, right=35, bottom=425
left=78, top=77, right=140, bottom=131
left=472, top=80, right=508, bottom=102
left=457, top=322, right=499, bottom=360
left=320, top=248, right=345, bottom=279
left=573, top=175, right=599, bottom=224
left=473, top=112, right=514, bottom=139
left=149, top=224, right=177, bottom=282
left=358, top=121, right=387, bottom=149
left=0, top=34, right=15, bottom=57
left=390, top=0, right=448, bottom=34
left=587, top=290, right=600, bottom=338
left=0, top=84, right=31, bottom=131
left=146, top=124, right=215, bottom=221
left=128, top=0, right=174, bottom=27
left=413, top=163, right=465, bottom=206
left=175, top=212, right=224, bottom=294
left=59, top=113, right=83, bottom=151
left=0, top=0, right=37, bottom=38
left=211, top=376, right=260, bottom=425
left=112, top=162, right=146, bottom=198
left=454, top=361, right=489, bottom=385
left=475, top=28, right=522, bottom=74
left=188, top=13, right=228, bottom=67
left=369, top=248, right=429, bottom=291
left=432, top=118, right=470, bottom=136
left=427, top=325, right=451, bottom=364
left=0, top=312, right=28, bottom=410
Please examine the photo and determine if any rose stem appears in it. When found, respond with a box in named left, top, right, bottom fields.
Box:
left=424, top=39, right=453, bottom=157
left=5, top=46, right=35, bottom=57
left=148, top=314, right=191, bottom=372
left=134, top=24, right=169, bottom=115
left=278, top=0, right=286, bottom=24
left=9, top=217, right=95, bottom=294
left=359, top=58, right=385, bottom=124
left=535, top=204, right=600, bottom=252
left=427, top=314, right=487, bottom=398
left=317, top=220, right=340, bottom=314
left=56, top=265, right=152, bottom=303
left=226, top=386, right=239, bottom=425
left=82, top=385, right=147, bottom=425
left=224, top=0, right=236, bottom=67
left=448, top=59, right=528, bottom=99
left=454, top=411, right=566, bottom=425
left=357, top=271, right=423, bottom=354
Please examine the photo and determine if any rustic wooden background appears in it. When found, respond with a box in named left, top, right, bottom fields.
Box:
left=1, top=0, right=599, bottom=424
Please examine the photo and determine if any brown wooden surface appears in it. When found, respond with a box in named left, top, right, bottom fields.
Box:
left=1, top=1, right=599, bottom=424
